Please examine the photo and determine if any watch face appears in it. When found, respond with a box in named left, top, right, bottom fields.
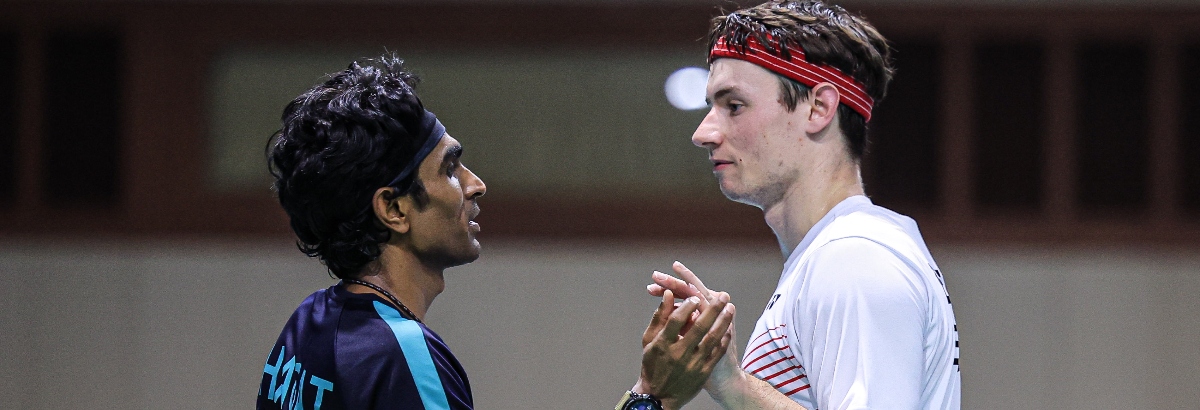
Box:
left=626, top=398, right=661, bottom=410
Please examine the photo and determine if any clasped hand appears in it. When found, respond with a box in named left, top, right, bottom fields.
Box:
left=634, top=262, right=738, bottom=410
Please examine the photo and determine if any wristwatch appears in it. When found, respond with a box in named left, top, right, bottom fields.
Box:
left=614, top=390, right=664, bottom=410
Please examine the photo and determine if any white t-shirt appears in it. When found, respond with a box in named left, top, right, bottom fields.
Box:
left=742, top=195, right=960, bottom=410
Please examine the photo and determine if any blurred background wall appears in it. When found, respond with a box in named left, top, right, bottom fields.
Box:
left=1, top=0, right=1198, bottom=409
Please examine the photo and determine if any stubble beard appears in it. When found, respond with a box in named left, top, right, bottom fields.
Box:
left=718, top=169, right=792, bottom=211
left=413, top=225, right=481, bottom=270
left=416, top=244, right=479, bottom=270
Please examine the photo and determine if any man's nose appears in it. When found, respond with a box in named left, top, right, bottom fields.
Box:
left=463, top=166, right=486, bottom=199
left=692, top=108, right=723, bottom=147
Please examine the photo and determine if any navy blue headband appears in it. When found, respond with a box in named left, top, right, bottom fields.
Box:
left=386, top=109, right=445, bottom=188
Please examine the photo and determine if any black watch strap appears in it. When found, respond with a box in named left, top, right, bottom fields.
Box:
left=615, top=390, right=663, bottom=410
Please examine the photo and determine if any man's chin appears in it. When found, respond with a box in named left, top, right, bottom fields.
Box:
left=718, top=183, right=747, bottom=201
left=467, top=241, right=482, bottom=261
left=430, top=241, right=482, bottom=269
left=719, top=185, right=765, bottom=209
left=458, top=241, right=483, bottom=265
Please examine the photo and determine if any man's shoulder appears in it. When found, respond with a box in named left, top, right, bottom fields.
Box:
left=812, top=203, right=922, bottom=253
left=796, top=203, right=935, bottom=287
left=273, top=287, right=338, bottom=341
left=277, top=290, right=417, bottom=363
left=335, top=304, right=460, bottom=371
left=335, top=301, right=423, bottom=353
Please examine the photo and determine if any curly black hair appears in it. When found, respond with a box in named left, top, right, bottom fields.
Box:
left=710, top=0, right=894, bottom=161
left=268, top=54, right=434, bottom=279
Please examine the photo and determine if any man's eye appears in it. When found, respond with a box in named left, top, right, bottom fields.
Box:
left=728, top=103, right=744, bottom=113
left=446, top=162, right=459, bottom=177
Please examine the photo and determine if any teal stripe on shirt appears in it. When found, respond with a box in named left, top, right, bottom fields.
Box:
left=373, top=301, right=451, bottom=410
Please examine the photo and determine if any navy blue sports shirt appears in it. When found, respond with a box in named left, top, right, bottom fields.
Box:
left=258, top=284, right=474, bottom=410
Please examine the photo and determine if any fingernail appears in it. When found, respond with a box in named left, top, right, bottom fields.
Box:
left=646, top=284, right=655, bottom=292
left=719, top=293, right=730, bottom=302
left=652, top=271, right=665, bottom=279
left=688, top=296, right=700, bottom=304
left=674, top=261, right=683, bottom=266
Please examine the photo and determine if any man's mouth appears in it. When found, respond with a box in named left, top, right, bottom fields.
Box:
left=468, top=205, right=481, bottom=232
left=712, top=159, right=734, bottom=171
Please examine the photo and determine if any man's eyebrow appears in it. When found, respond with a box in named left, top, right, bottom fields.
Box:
left=712, top=87, right=736, bottom=102
left=705, top=87, right=736, bottom=106
left=443, top=144, right=463, bottom=163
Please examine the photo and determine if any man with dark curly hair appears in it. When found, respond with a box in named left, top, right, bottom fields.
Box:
left=626, top=1, right=961, bottom=410
left=257, top=55, right=485, bottom=410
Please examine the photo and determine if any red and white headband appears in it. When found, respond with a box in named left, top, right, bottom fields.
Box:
left=709, top=35, right=875, bottom=121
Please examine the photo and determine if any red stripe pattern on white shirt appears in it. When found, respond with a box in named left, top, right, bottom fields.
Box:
left=741, top=324, right=811, bottom=396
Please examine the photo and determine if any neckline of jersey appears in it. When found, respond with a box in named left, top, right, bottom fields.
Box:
left=781, top=194, right=873, bottom=275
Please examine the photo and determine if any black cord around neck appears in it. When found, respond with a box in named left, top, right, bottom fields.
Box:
left=343, top=278, right=423, bottom=324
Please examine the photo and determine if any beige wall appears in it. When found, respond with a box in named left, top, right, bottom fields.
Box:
left=1, top=238, right=1197, bottom=409
left=207, top=47, right=712, bottom=197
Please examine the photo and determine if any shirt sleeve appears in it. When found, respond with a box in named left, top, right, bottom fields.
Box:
left=790, top=237, right=927, bottom=410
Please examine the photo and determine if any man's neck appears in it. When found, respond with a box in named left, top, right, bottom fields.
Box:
left=353, top=246, right=445, bottom=322
left=763, top=161, right=864, bottom=257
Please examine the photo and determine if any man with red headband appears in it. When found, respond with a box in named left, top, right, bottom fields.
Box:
left=622, top=1, right=961, bottom=410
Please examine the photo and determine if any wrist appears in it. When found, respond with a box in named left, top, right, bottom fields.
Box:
left=706, top=367, right=749, bottom=406
left=619, top=385, right=669, bottom=410
left=630, top=379, right=675, bottom=410
left=631, top=379, right=648, bottom=395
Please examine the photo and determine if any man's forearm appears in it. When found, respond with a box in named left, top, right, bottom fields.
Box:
left=708, top=370, right=810, bottom=410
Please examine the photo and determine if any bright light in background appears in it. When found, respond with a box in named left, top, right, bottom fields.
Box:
left=664, top=66, right=709, bottom=111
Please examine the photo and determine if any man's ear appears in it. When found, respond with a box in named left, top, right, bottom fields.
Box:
left=804, top=82, right=840, bottom=134
left=372, top=187, right=412, bottom=235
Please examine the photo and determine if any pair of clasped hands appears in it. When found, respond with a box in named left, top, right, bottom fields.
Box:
left=632, top=261, right=739, bottom=410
